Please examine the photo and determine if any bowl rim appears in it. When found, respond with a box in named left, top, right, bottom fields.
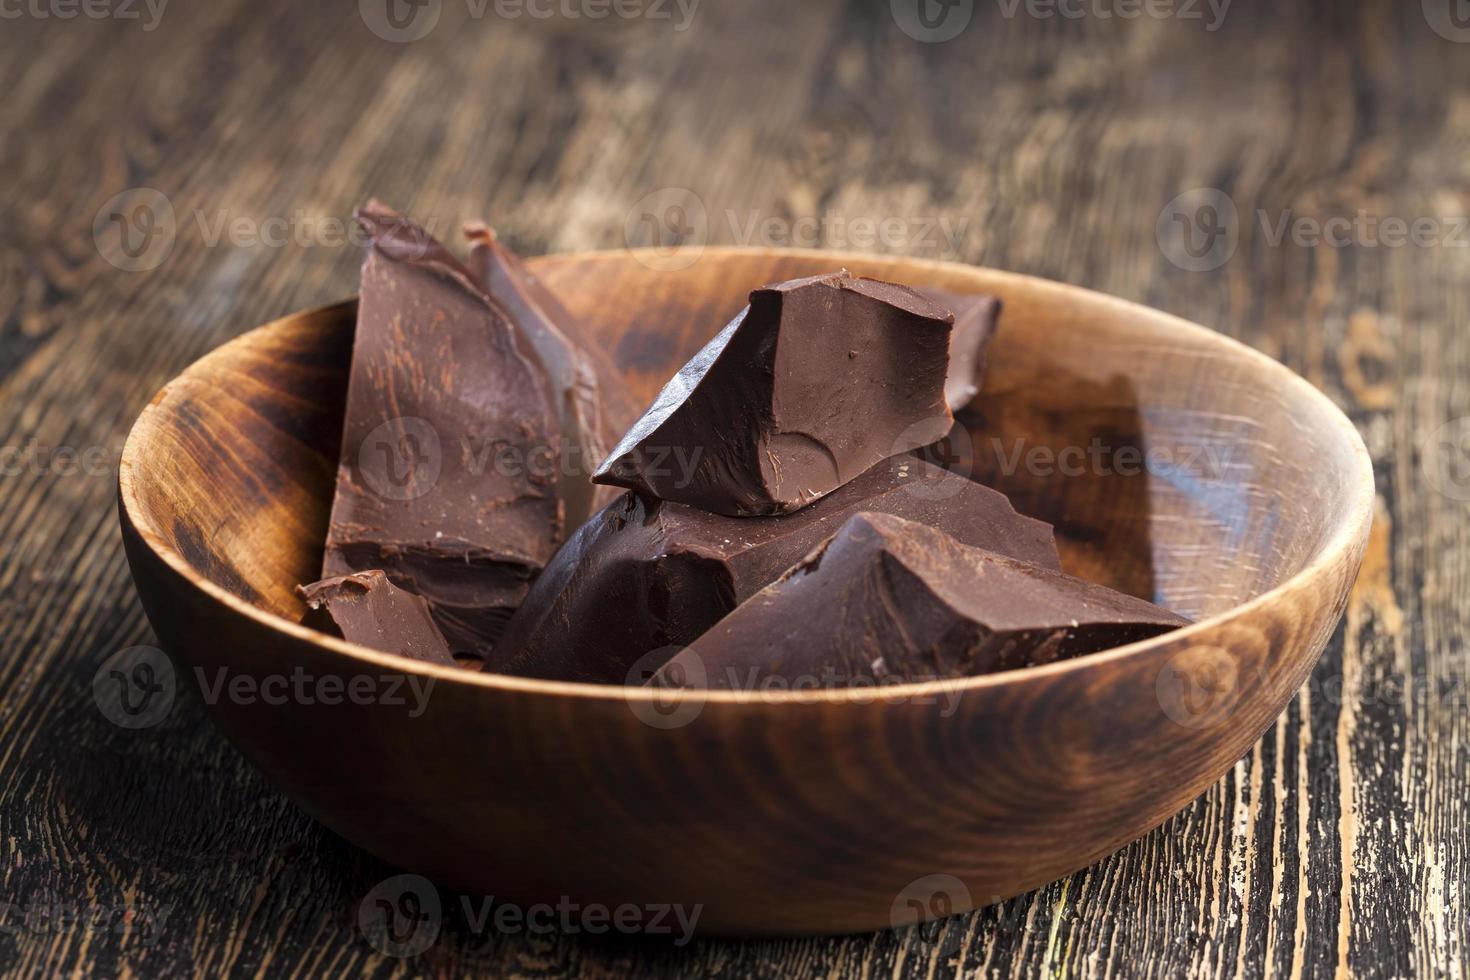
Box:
left=118, top=246, right=1376, bottom=706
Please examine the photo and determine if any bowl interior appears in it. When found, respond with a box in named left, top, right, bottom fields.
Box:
left=123, top=249, right=1365, bottom=637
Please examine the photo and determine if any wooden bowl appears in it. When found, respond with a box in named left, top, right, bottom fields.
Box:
left=118, top=248, right=1373, bottom=936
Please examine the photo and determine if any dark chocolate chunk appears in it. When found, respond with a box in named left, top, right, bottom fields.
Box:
left=592, top=271, right=956, bottom=516
left=483, top=458, right=1060, bottom=684
left=652, top=512, right=1190, bottom=691
left=464, top=223, right=640, bottom=527
left=919, top=287, right=1002, bottom=412
left=299, top=571, right=456, bottom=666
left=322, top=201, right=563, bottom=658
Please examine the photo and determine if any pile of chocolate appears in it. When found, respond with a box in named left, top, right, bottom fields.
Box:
left=299, top=201, right=1187, bottom=689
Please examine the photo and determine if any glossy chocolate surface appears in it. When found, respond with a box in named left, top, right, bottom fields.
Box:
left=299, top=570, right=456, bottom=666
left=593, top=272, right=955, bottom=516
left=485, top=458, right=1060, bottom=684
left=465, top=223, right=639, bottom=526
left=653, top=512, right=1189, bottom=690
left=921, top=286, right=1002, bottom=412
left=321, top=201, right=562, bottom=657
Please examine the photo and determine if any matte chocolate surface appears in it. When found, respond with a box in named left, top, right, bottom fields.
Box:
left=321, top=201, right=563, bottom=658
left=299, top=571, right=456, bottom=666
left=592, top=271, right=956, bottom=516
left=920, top=286, right=1002, bottom=412
left=483, top=458, right=1060, bottom=684
left=465, top=223, right=640, bottom=527
left=652, top=512, right=1189, bottom=690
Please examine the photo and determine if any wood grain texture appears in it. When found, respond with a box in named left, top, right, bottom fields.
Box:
left=115, top=248, right=1372, bottom=935
left=0, top=0, right=1463, bottom=975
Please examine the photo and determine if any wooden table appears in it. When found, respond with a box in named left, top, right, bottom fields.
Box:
left=2, top=1, right=1464, bottom=975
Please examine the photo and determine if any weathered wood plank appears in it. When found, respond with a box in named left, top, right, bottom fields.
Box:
left=1, top=0, right=1465, bottom=976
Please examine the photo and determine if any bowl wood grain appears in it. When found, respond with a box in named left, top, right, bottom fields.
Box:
left=118, top=248, right=1373, bottom=936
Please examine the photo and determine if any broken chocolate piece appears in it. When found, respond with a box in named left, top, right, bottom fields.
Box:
left=299, top=571, right=456, bottom=666
left=322, top=201, right=563, bottom=658
left=652, top=512, right=1190, bottom=691
left=465, top=223, right=640, bottom=527
left=919, top=286, right=1002, bottom=413
left=592, top=271, right=956, bottom=516
left=483, top=458, right=1060, bottom=684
